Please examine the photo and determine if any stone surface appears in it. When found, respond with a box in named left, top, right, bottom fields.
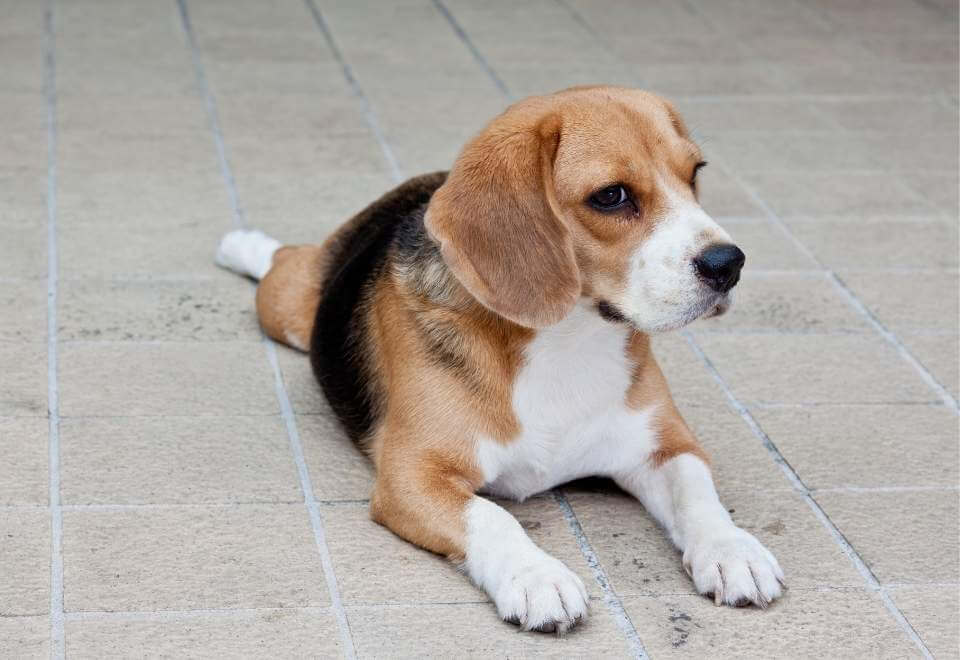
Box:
left=1, top=0, right=956, bottom=655
left=622, top=589, right=920, bottom=659
left=59, top=415, right=301, bottom=504
left=62, top=505, right=329, bottom=612
left=0, top=510, right=50, bottom=616
left=0, top=417, right=48, bottom=505
left=58, top=342, right=278, bottom=417
left=888, top=585, right=960, bottom=660
left=65, top=609, right=343, bottom=658
left=695, top=334, right=938, bottom=405
left=753, top=404, right=960, bottom=489
left=814, top=490, right=959, bottom=585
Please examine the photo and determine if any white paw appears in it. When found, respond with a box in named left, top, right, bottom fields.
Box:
left=683, top=526, right=784, bottom=608
left=493, top=557, right=589, bottom=633
left=215, top=229, right=280, bottom=280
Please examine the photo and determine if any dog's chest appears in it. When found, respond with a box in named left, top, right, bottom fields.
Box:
left=477, top=304, right=650, bottom=499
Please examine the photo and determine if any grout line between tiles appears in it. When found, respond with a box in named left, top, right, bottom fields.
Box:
left=264, top=341, right=357, bottom=660
left=430, top=0, right=511, bottom=96
left=64, top=606, right=334, bottom=623
left=303, top=0, right=402, bottom=184
left=711, top=155, right=959, bottom=415
left=175, top=1, right=357, bottom=657
left=44, top=0, right=65, bottom=657
left=434, top=5, right=648, bottom=656
left=553, top=492, right=650, bottom=659
left=683, top=332, right=935, bottom=660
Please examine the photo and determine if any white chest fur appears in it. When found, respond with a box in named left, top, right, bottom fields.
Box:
left=476, top=303, right=658, bottom=500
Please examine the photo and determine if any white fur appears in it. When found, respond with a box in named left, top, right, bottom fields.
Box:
left=615, top=454, right=784, bottom=606
left=477, top=303, right=656, bottom=500
left=463, top=497, right=589, bottom=632
left=621, top=181, right=733, bottom=333
left=215, top=229, right=281, bottom=281
left=475, top=302, right=783, bottom=609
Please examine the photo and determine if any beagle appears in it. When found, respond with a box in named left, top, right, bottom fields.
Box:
left=216, top=86, right=783, bottom=633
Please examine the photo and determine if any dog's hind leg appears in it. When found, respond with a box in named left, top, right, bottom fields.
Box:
left=216, top=229, right=324, bottom=352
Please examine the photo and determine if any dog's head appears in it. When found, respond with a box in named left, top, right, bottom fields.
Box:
left=425, top=86, right=743, bottom=331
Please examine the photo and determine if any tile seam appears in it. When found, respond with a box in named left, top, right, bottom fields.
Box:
left=175, top=1, right=356, bottom=656
left=44, top=0, right=65, bottom=656
left=684, top=332, right=934, bottom=659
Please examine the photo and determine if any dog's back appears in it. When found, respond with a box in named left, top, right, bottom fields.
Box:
left=311, top=172, right=448, bottom=442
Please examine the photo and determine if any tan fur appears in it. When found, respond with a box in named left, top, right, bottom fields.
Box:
left=626, top=333, right=710, bottom=467
left=366, top=274, right=532, bottom=558
left=256, top=245, right=326, bottom=351
left=254, top=86, right=713, bottom=562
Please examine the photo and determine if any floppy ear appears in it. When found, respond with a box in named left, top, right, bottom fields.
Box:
left=425, top=113, right=580, bottom=328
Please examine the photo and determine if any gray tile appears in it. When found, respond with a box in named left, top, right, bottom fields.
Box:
left=0, top=509, right=50, bottom=616
left=753, top=405, right=959, bottom=489
left=58, top=342, right=278, bottom=417
left=348, top=602, right=632, bottom=658
left=696, top=168, right=767, bottom=219
left=888, top=585, right=960, bottom=660
left=623, top=589, right=919, bottom=659
left=62, top=505, right=328, bottom=611
left=840, top=272, right=959, bottom=334
left=745, top=171, right=935, bottom=222
left=567, top=489, right=863, bottom=597
left=723, top=222, right=820, bottom=271
left=60, top=416, right=301, bottom=504
left=0, top=281, right=46, bottom=342
left=903, top=334, right=959, bottom=400
left=677, top=402, right=793, bottom=495
left=787, top=221, right=958, bottom=270
left=696, top=272, right=870, bottom=334
left=58, top=132, right=220, bottom=176
left=215, top=92, right=367, bottom=138
left=58, top=279, right=262, bottom=342
left=0, top=168, right=47, bottom=226
left=0, top=222, right=46, bottom=280
left=278, top=345, right=327, bottom=414
left=299, top=413, right=374, bottom=502
left=0, top=343, right=46, bottom=416
left=321, top=503, right=482, bottom=605
left=0, top=616, right=48, bottom=659
left=695, top=334, right=938, bottom=405
left=57, top=93, right=209, bottom=135
left=66, top=609, right=343, bottom=658
left=814, top=490, right=959, bottom=584
left=0, top=417, right=47, bottom=505
left=677, top=99, right=830, bottom=133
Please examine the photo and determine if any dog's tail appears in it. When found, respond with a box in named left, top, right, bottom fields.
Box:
left=214, top=229, right=281, bottom=281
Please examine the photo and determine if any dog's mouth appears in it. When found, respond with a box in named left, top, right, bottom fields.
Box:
left=704, top=294, right=731, bottom=318
left=595, top=293, right=732, bottom=331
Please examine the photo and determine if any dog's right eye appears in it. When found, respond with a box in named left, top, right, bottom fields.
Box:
left=588, top=185, right=630, bottom=211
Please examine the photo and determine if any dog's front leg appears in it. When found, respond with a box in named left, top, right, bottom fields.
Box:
left=613, top=417, right=784, bottom=607
left=371, top=460, right=588, bottom=632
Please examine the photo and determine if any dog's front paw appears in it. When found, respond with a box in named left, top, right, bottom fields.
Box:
left=493, top=557, right=589, bottom=633
left=683, top=526, right=784, bottom=608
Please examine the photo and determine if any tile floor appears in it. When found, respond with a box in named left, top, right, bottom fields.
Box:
left=2, top=0, right=958, bottom=657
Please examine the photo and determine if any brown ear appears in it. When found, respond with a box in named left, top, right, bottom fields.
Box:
left=425, top=111, right=580, bottom=328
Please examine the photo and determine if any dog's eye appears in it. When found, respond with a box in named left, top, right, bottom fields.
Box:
left=691, top=160, right=708, bottom=185
left=589, top=185, right=629, bottom=210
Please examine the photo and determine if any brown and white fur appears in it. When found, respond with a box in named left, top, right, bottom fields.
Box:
left=216, top=86, right=783, bottom=633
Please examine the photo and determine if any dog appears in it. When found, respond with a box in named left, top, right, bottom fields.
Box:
left=216, top=86, right=783, bottom=633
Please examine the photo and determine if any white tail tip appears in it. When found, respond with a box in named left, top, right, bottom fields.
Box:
left=215, top=229, right=281, bottom=280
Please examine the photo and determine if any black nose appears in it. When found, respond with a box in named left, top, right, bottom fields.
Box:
left=693, top=244, right=745, bottom=293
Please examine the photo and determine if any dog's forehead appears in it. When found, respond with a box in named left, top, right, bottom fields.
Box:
left=554, top=90, right=693, bottom=179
